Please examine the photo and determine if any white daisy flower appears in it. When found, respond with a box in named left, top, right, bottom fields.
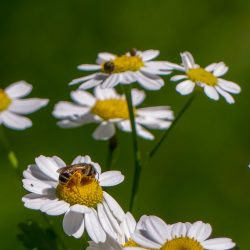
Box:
left=69, top=49, right=172, bottom=91
left=170, top=51, right=241, bottom=104
left=53, top=86, right=174, bottom=140
left=0, top=81, right=49, bottom=130
left=22, top=155, right=125, bottom=243
left=87, top=212, right=147, bottom=250
left=126, top=216, right=236, bottom=250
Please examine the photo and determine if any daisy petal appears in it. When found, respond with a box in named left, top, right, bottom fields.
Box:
left=213, top=62, right=228, bottom=77
left=85, top=209, right=106, bottom=243
left=94, top=86, right=119, bottom=100
left=215, top=87, right=235, bottom=104
left=69, top=73, right=98, bottom=86
left=181, top=51, right=195, bottom=70
left=9, top=98, right=48, bottom=114
left=176, top=80, right=195, bottom=95
left=131, top=88, right=145, bottom=106
left=97, top=52, right=116, bottom=64
left=1, top=111, right=32, bottom=130
left=5, top=81, right=32, bottom=99
left=52, top=101, right=89, bottom=118
left=101, top=74, right=120, bottom=88
left=188, top=221, right=211, bottom=241
left=77, top=64, right=101, bottom=71
left=141, top=50, right=159, bottom=61
left=99, top=171, right=124, bottom=187
left=136, top=124, right=154, bottom=140
left=135, top=71, right=164, bottom=90
left=172, top=222, right=187, bottom=238
left=40, top=200, right=69, bottom=216
left=70, top=90, right=96, bottom=106
left=103, top=192, right=125, bottom=222
left=202, top=238, right=235, bottom=250
left=170, top=75, right=187, bottom=82
left=204, top=86, right=219, bottom=100
left=217, top=79, right=241, bottom=94
left=63, top=206, right=85, bottom=238
left=93, top=122, right=115, bottom=140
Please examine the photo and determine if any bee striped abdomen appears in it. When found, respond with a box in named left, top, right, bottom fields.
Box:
left=59, top=172, right=72, bottom=185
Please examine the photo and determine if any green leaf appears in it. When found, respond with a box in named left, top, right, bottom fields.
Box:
left=17, top=220, right=59, bottom=250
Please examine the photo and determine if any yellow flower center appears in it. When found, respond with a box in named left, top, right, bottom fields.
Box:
left=161, top=237, right=203, bottom=250
left=102, top=55, right=144, bottom=74
left=123, top=239, right=146, bottom=248
left=0, top=89, right=11, bottom=111
left=56, top=171, right=103, bottom=207
left=187, top=68, right=217, bottom=86
left=91, top=99, right=130, bottom=120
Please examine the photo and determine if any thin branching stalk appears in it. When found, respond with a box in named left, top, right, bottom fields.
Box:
left=124, top=86, right=142, bottom=212
left=149, top=94, right=195, bottom=159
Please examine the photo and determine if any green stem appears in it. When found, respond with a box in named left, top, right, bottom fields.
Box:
left=124, top=86, right=142, bottom=212
left=149, top=94, right=195, bottom=159
left=0, top=126, right=20, bottom=177
left=106, top=135, right=118, bottom=170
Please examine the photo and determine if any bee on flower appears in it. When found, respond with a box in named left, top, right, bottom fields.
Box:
left=170, top=52, right=241, bottom=104
left=22, top=155, right=125, bottom=243
left=0, top=81, right=48, bottom=130
left=53, top=86, right=174, bottom=140
left=69, top=49, right=173, bottom=90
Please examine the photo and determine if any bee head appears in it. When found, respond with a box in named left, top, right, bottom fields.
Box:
left=129, top=48, right=137, bottom=56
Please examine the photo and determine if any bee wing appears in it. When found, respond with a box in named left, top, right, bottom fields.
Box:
left=56, top=165, right=72, bottom=174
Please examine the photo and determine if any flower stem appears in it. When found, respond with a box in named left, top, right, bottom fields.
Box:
left=0, top=126, right=20, bottom=177
left=106, top=135, right=118, bottom=170
left=124, top=86, right=142, bottom=212
left=149, top=94, right=195, bottom=159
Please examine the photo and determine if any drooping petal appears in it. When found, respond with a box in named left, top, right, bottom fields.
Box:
left=204, top=86, right=219, bottom=100
left=85, top=209, right=106, bottom=243
left=69, top=73, right=98, bottom=86
left=131, top=88, right=145, bottom=106
left=101, top=74, right=120, bottom=88
left=103, top=192, right=125, bottom=222
left=93, top=122, right=115, bottom=140
left=176, top=80, right=195, bottom=95
left=215, top=87, right=235, bottom=104
left=1, top=111, right=32, bottom=130
left=63, top=205, right=85, bottom=238
left=134, top=71, right=164, bottom=90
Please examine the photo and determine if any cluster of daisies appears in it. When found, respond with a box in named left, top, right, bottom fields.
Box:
left=0, top=48, right=240, bottom=249
left=22, top=154, right=236, bottom=250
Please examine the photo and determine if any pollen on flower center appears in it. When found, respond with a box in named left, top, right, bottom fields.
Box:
left=187, top=68, right=217, bottom=86
left=102, top=55, right=144, bottom=74
left=56, top=171, right=103, bottom=207
left=161, top=237, right=203, bottom=250
left=0, top=89, right=11, bottom=111
left=91, top=99, right=130, bottom=120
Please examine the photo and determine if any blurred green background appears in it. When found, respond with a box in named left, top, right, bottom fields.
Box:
left=0, top=0, right=250, bottom=249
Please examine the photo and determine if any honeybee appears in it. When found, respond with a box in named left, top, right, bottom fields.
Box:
left=103, top=61, right=115, bottom=74
left=57, top=163, right=97, bottom=185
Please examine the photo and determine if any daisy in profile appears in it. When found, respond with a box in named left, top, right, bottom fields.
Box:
left=69, top=49, right=173, bottom=90
left=170, top=51, right=241, bottom=103
left=0, top=81, right=48, bottom=129
left=127, top=216, right=235, bottom=250
left=53, top=86, right=174, bottom=140
left=22, top=155, right=125, bottom=243
left=87, top=212, right=147, bottom=250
